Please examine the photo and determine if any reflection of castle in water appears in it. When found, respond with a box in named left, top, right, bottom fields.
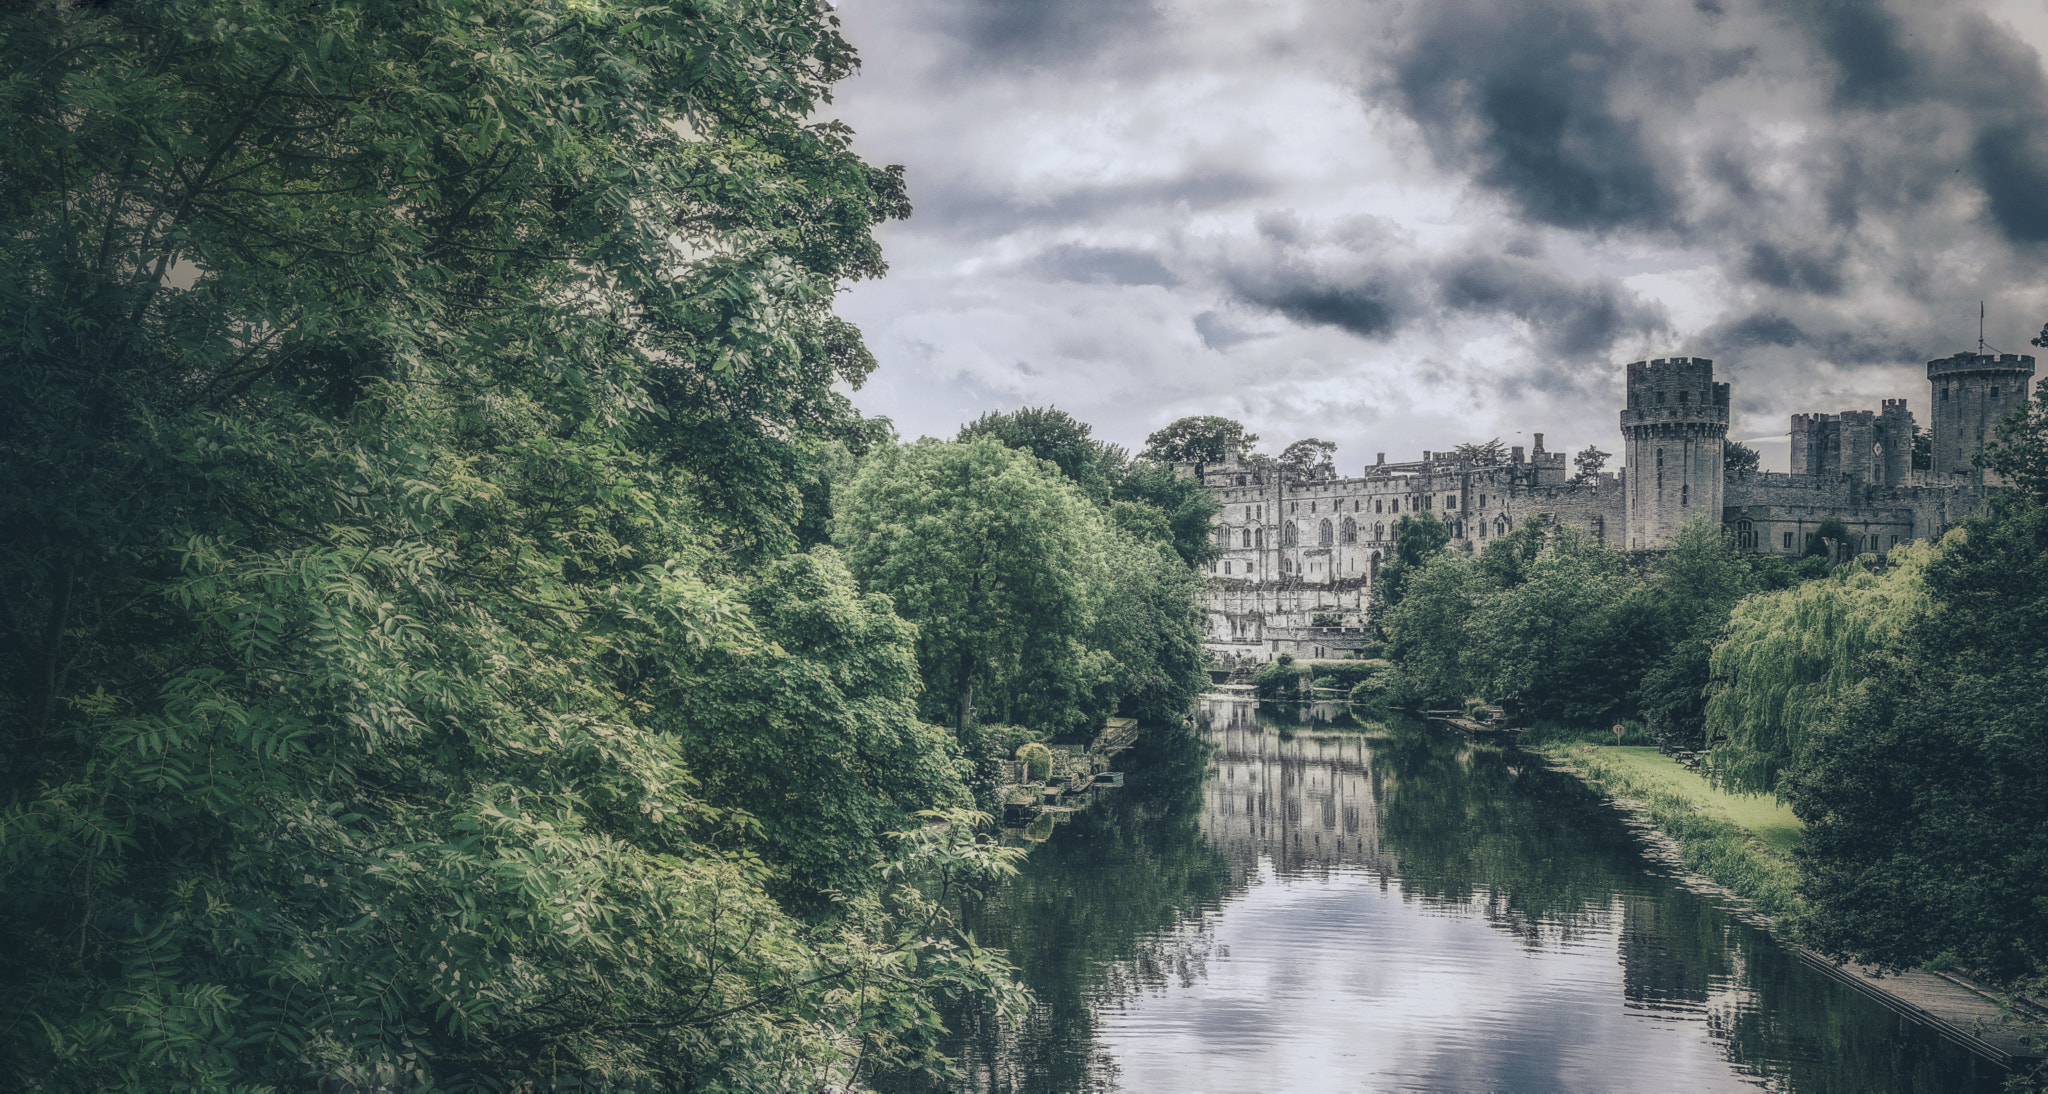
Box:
left=1197, top=695, right=1398, bottom=882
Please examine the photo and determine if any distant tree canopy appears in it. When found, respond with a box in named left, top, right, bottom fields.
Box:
left=1572, top=445, right=1613, bottom=481
left=1143, top=415, right=1256, bottom=464
left=958, top=405, right=1126, bottom=503
left=1724, top=440, right=1761, bottom=474
left=1276, top=437, right=1339, bottom=480
left=1979, top=382, right=2048, bottom=502
left=1456, top=438, right=1506, bottom=464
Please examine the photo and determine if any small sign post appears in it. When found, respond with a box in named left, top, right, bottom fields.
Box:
left=1611, top=724, right=1626, bottom=746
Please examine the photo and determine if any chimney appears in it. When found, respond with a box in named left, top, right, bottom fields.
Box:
left=1376, top=452, right=1385, bottom=466
left=1533, top=432, right=1545, bottom=454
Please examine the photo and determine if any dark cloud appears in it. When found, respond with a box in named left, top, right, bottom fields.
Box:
left=1741, top=242, right=1846, bottom=295
left=935, top=0, right=1162, bottom=70
left=1973, top=124, right=2048, bottom=243
left=1382, top=0, right=1689, bottom=232
left=915, top=166, right=1272, bottom=235
left=1775, top=0, right=1919, bottom=107
left=1193, top=311, right=1263, bottom=352
left=1031, top=243, right=1181, bottom=287
left=1225, top=265, right=1402, bottom=339
left=1435, top=249, right=1670, bottom=358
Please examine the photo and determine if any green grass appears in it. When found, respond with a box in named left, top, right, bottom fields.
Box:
left=1593, top=746, right=1804, bottom=853
left=1540, top=742, right=1808, bottom=930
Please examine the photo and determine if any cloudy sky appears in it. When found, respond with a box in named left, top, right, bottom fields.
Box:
left=824, top=0, right=2048, bottom=474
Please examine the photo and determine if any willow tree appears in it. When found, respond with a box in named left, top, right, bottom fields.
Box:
left=0, top=1, right=1012, bottom=1089
left=1703, top=542, right=1938, bottom=794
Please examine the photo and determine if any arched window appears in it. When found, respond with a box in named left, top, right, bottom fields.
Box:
left=1318, top=519, right=1333, bottom=547
left=1369, top=552, right=1381, bottom=580
left=1375, top=499, right=1383, bottom=513
left=1341, top=517, right=1357, bottom=544
left=1241, top=529, right=1252, bottom=548
left=1281, top=522, right=1298, bottom=547
left=1495, top=516, right=1508, bottom=536
left=1390, top=498, right=1400, bottom=513
left=1215, top=526, right=1231, bottom=549
left=1374, top=521, right=1385, bottom=541
left=1736, top=520, right=1755, bottom=550
left=1255, top=528, right=1264, bottom=548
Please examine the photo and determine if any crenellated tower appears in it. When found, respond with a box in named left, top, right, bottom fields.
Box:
left=1621, top=357, right=1729, bottom=549
left=1928, top=351, right=2036, bottom=481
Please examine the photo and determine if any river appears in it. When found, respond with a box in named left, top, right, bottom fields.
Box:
left=879, top=694, right=2010, bottom=1093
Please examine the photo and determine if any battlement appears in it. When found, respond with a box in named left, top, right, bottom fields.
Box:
left=1882, top=399, right=1909, bottom=413
left=1928, top=351, right=2036, bottom=379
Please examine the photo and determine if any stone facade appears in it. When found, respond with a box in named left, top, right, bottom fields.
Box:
left=1196, top=352, right=2036, bottom=663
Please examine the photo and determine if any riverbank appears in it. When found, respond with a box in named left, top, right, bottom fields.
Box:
left=1537, top=739, right=2048, bottom=1072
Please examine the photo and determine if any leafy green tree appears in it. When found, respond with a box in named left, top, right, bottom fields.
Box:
left=1572, top=445, right=1613, bottom=481
left=1704, top=544, right=1936, bottom=794
left=1978, top=381, right=2048, bottom=502
left=958, top=406, right=1124, bottom=503
left=1371, top=512, right=1453, bottom=613
left=1276, top=437, right=1339, bottom=480
left=1112, top=460, right=1222, bottom=566
left=835, top=439, right=1105, bottom=737
left=0, top=0, right=1010, bottom=1088
left=1089, top=531, right=1211, bottom=724
left=1724, top=440, right=1762, bottom=474
left=661, top=549, right=971, bottom=914
left=1381, top=552, right=1479, bottom=705
left=1466, top=525, right=1650, bottom=724
left=1142, top=415, right=1256, bottom=464
left=1789, top=499, right=2048, bottom=985
left=1636, top=519, right=1755, bottom=748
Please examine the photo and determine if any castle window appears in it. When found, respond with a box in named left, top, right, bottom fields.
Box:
left=1992, top=387, right=2001, bottom=399
left=1242, top=529, right=1252, bottom=548
left=1784, top=531, right=1795, bottom=549
left=1495, top=516, right=1508, bottom=536
left=1375, top=499, right=1383, bottom=513
left=1310, top=501, right=1316, bottom=513
left=1943, top=387, right=1949, bottom=401
left=1216, top=527, right=1232, bottom=549
left=1291, top=502, right=1298, bottom=513
left=1480, top=494, right=1487, bottom=508
left=1423, top=495, right=1432, bottom=510
left=1680, top=390, right=1690, bottom=403
left=1224, top=561, right=1232, bottom=575
left=1281, top=523, right=1298, bottom=547
left=1237, top=475, right=1247, bottom=486
left=1341, top=517, right=1357, bottom=544
left=1390, top=499, right=1400, bottom=513
left=1681, top=484, right=1689, bottom=507
left=1447, top=494, right=1458, bottom=509
left=1657, top=391, right=1666, bottom=405
left=1256, top=529, right=1264, bottom=548
left=1374, top=522, right=1385, bottom=540
left=1319, top=519, right=1334, bottom=547
left=1244, top=506, right=1252, bottom=520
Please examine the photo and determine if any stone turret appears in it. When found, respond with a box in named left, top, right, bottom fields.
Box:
left=1621, top=356, right=1729, bottom=549
left=1877, top=399, right=1915, bottom=486
left=1929, top=352, right=2035, bottom=480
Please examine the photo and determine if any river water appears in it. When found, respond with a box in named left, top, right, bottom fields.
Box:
left=882, top=695, right=2010, bottom=1093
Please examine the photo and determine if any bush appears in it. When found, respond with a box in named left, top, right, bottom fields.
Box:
left=1015, top=742, right=1054, bottom=782
left=1252, top=660, right=1308, bottom=700
left=1312, top=659, right=1391, bottom=689
left=1348, top=676, right=1392, bottom=704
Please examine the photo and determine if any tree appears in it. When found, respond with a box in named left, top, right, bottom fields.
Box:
left=1455, top=438, right=1506, bottom=464
left=1276, top=437, right=1339, bottom=480
left=1703, top=544, right=1935, bottom=794
left=835, top=439, right=1105, bottom=738
left=1724, top=440, right=1761, bottom=475
left=1371, top=512, right=1454, bottom=614
left=1978, top=383, right=2048, bottom=502
left=1088, top=532, right=1211, bottom=725
left=0, top=1, right=1011, bottom=1088
left=958, top=406, right=1121, bottom=503
left=1380, top=552, right=1479, bottom=705
left=1573, top=445, right=1613, bottom=481
left=1789, top=499, right=2048, bottom=985
left=1110, top=460, right=1221, bottom=566
left=1466, top=525, right=1650, bottom=724
left=1635, top=519, right=1754, bottom=748
left=1142, top=415, right=1256, bottom=464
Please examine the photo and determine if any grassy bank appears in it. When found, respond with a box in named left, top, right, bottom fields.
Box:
left=1540, top=742, right=1807, bottom=929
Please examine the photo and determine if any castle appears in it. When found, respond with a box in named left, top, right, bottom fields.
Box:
left=1194, top=351, right=2037, bottom=663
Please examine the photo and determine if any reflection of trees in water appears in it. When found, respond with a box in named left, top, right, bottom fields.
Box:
left=873, top=726, right=1228, bottom=1094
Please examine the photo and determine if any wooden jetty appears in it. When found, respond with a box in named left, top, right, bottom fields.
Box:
left=1796, top=950, right=2045, bottom=1065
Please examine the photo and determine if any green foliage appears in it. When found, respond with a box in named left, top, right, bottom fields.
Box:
left=0, top=0, right=1008, bottom=1088
left=1704, top=543, right=1936, bottom=795
left=661, top=548, right=971, bottom=914
left=1111, top=460, right=1222, bottom=566
left=1370, top=512, right=1453, bottom=613
left=1724, top=440, right=1762, bottom=474
left=836, top=439, right=1105, bottom=737
left=1276, top=437, right=1338, bottom=480
left=958, top=406, right=1124, bottom=504
left=1572, top=445, right=1612, bottom=481
left=1465, top=525, right=1652, bottom=724
left=1141, top=416, right=1256, bottom=464
left=1789, top=498, right=2048, bottom=985
left=1636, top=519, right=1757, bottom=749
left=1251, top=660, right=1308, bottom=701
left=1312, top=659, right=1390, bottom=690
left=1381, top=550, right=1479, bottom=705
left=1090, top=530, right=1212, bottom=725
left=1015, top=743, right=1054, bottom=783
left=1978, top=381, right=2048, bottom=503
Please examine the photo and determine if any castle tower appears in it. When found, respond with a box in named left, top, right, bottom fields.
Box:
left=1621, top=357, right=1729, bottom=549
left=1928, top=352, right=2036, bottom=479
left=1876, top=399, right=1914, bottom=486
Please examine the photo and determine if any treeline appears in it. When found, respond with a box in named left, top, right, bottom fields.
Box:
left=0, top=4, right=1207, bottom=1091
left=1377, top=384, right=2048, bottom=990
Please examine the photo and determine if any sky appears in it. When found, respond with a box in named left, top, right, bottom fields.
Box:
left=823, top=0, right=2048, bottom=475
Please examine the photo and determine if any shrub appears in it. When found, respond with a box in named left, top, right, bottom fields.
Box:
left=1015, top=742, right=1054, bottom=782
left=1252, top=660, right=1307, bottom=700
left=1311, top=659, right=1390, bottom=689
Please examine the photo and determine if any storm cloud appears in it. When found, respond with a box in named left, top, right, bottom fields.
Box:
left=827, top=0, right=2048, bottom=474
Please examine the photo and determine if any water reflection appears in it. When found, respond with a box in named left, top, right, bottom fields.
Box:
left=879, top=698, right=2007, bottom=1093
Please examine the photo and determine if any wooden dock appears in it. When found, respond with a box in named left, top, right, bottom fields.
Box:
left=1796, top=950, right=2045, bottom=1064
